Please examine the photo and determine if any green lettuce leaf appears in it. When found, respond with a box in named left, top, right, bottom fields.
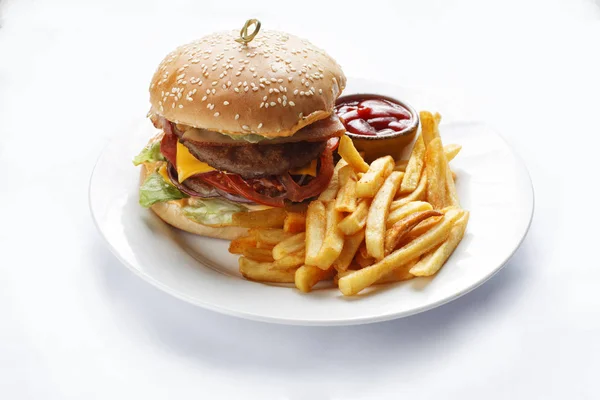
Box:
left=182, top=198, right=247, bottom=226
left=139, top=172, right=188, bottom=208
left=133, top=141, right=165, bottom=166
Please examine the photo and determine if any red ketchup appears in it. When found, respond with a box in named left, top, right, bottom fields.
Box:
left=335, top=95, right=412, bottom=136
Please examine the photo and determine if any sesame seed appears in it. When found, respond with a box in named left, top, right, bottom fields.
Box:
left=201, top=96, right=208, bottom=101
left=260, top=102, right=264, bottom=108
left=293, top=89, right=299, bottom=95
left=223, top=101, right=230, bottom=105
left=259, top=84, right=265, bottom=88
left=244, top=87, right=249, bottom=92
left=319, top=88, right=323, bottom=94
left=289, top=101, right=295, bottom=107
left=235, top=114, right=240, bottom=120
left=270, top=102, right=276, bottom=106
left=178, top=104, right=183, bottom=109
left=265, top=103, right=269, bottom=108
left=269, top=88, right=274, bottom=94
left=236, top=72, right=241, bottom=76
left=242, top=125, right=250, bottom=130
left=300, top=91, right=305, bottom=96
left=214, top=112, right=220, bottom=117
left=234, top=88, right=240, bottom=93
left=212, top=81, right=218, bottom=86
left=263, top=96, right=268, bottom=101
left=288, top=77, right=293, bottom=82
left=277, top=98, right=282, bottom=103
left=252, top=87, right=259, bottom=91
left=257, top=123, right=263, bottom=129
left=211, top=89, right=216, bottom=94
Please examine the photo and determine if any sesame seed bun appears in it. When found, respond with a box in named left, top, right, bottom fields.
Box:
left=149, top=29, right=346, bottom=138
left=140, top=166, right=249, bottom=240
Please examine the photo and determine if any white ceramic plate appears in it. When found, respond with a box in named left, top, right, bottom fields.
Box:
left=89, top=79, right=534, bottom=326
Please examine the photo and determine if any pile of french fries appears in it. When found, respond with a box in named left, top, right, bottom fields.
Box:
left=229, top=111, right=469, bottom=296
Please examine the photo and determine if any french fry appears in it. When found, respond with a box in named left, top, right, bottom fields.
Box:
left=393, top=159, right=409, bottom=172
left=420, top=111, right=440, bottom=146
left=355, top=243, right=376, bottom=268
left=404, top=215, right=444, bottom=243
left=395, top=144, right=460, bottom=173
left=338, top=135, right=369, bottom=173
left=338, top=199, right=370, bottom=236
left=334, top=229, right=365, bottom=271
left=319, top=159, right=348, bottom=201
left=445, top=164, right=460, bottom=207
left=283, top=212, right=306, bottom=233
left=272, top=232, right=306, bottom=260
left=410, top=212, right=469, bottom=276
left=338, top=209, right=463, bottom=295
left=232, top=208, right=286, bottom=228
left=314, top=201, right=345, bottom=269
left=239, top=257, right=296, bottom=283
left=384, top=210, right=443, bottom=255
left=425, top=137, right=448, bottom=209
left=377, top=263, right=415, bottom=284
left=242, top=247, right=275, bottom=262
left=256, top=242, right=275, bottom=250
left=305, top=200, right=326, bottom=266
left=356, top=156, right=395, bottom=198
left=253, top=229, right=294, bottom=246
left=444, top=144, right=461, bottom=162
left=366, top=171, right=403, bottom=260
left=399, top=135, right=425, bottom=194
left=391, top=171, right=428, bottom=207
left=295, top=265, right=335, bottom=293
left=387, top=201, right=433, bottom=228
left=335, top=165, right=358, bottom=213
left=228, top=236, right=257, bottom=254
left=336, top=259, right=416, bottom=284
left=271, top=251, right=306, bottom=270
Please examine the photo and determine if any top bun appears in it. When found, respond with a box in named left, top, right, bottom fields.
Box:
left=149, top=29, right=346, bottom=138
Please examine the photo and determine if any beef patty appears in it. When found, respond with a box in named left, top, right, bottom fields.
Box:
left=182, top=140, right=327, bottom=178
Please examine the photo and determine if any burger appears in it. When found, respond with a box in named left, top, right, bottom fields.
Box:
left=134, top=25, right=347, bottom=239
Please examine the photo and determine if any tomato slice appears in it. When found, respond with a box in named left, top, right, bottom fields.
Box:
left=197, top=171, right=238, bottom=194
left=327, top=137, right=340, bottom=152
left=223, top=174, right=286, bottom=208
left=160, top=126, right=178, bottom=166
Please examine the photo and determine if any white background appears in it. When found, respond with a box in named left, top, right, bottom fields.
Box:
left=1, top=0, right=600, bottom=398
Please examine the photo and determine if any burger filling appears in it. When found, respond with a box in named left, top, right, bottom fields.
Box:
left=134, top=114, right=343, bottom=226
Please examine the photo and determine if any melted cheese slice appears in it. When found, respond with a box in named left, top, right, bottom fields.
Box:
left=176, top=142, right=216, bottom=182
left=289, top=159, right=318, bottom=177
left=157, top=163, right=172, bottom=184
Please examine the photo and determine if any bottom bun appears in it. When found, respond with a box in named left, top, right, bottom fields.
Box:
left=140, top=167, right=248, bottom=240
